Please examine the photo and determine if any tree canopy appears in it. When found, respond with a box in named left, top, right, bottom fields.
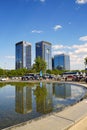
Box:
left=33, top=57, right=47, bottom=73
left=84, top=57, right=87, bottom=69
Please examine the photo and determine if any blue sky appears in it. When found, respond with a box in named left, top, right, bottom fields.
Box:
left=0, top=0, right=87, bottom=70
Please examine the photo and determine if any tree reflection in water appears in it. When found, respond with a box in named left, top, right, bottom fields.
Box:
left=34, top=85, right=53, bottom=114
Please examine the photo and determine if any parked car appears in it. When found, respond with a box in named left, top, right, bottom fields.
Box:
left=49, top=74, right=56, bottom=79
left=0, top=77, right=7, bottom=81
left=21, top=74, right=35, bottom=80
left=42, top=73, right=50, bottom=79
left=65, top=75, right=76, bottom=81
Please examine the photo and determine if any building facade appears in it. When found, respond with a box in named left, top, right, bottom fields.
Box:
left=36, top=41, right=52, bottom=70
left=15, top=41, right=31, bottom=69
left=54, top=54, right=70, bottom=70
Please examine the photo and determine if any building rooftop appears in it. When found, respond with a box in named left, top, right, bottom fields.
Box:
left=36, top=41, right=52, bottom=45
left=16, top=41, right=31, bottom=46
left=54, top=53, right=69, bottom=57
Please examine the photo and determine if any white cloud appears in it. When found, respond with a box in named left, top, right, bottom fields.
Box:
left=5, top=56, right=15, bottom=59
left=52, top=43, right=87, bottom=70
left=76, top=0, right=87, bottom=4
left=32, top=0, right=45, bottom=2
left=53, top=25, right=62, bottom=31
left=79, top=36, right=87, bottom=41
left=24, top=0, right=46, bottom=2
left=72, top=43, right=87, bottom=54
left=31, top=30, right=43, bottom=33
left=52, top=50, right=66, bottom=56
left=52, top=45, right=64, bottom=50
left=0, top=56, right=15, bottom=69
left=40, top=0, right=45, bottom=2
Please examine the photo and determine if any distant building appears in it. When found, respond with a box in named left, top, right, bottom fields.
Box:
left=15, top=41, right=31, bottom=69
left=36, top=41, right=52, bottom=70
left=54, top=54, right=70, bottom=70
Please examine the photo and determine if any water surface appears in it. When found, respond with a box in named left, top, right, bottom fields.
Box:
left=0, top=82, right=86, bottom=129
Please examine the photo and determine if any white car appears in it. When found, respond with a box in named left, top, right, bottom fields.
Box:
left=0, top=77, right=7, bottom=81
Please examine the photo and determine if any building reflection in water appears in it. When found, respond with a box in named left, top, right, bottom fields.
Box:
left=15, top=86, right=32, bottom=114
left=15, top=83, right=71, bottom=115
left=34, top=83, right=53, bottom=114
left=53, top=83, right=71, bottom=99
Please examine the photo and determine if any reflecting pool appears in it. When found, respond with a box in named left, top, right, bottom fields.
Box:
left=0, top=82, right=87, bottom=129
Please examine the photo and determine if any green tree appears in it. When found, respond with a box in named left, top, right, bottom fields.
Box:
left=46, top=69, right=52, bottom=74
left=84, top=57, right=87, bottom=74
left=84, top=57, right=87, bottom=69
left=57, top=65, right=64, bottom=70
left=0, top=68, right=7, bottom=77
left=0, top=69, right=4, bottom=76
left=33, top=57, right=47, bottom=73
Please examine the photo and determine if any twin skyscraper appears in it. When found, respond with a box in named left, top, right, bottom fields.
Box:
left=15, top=41, right=70, bottom=70
left=15, top=41, right=52, bottom=70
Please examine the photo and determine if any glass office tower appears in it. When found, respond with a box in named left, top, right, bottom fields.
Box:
left=15, top=41, right=31, bottom=69
left=36, top=41, right=52, bottom=70
left=54, top=54, right=70, bottom=70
